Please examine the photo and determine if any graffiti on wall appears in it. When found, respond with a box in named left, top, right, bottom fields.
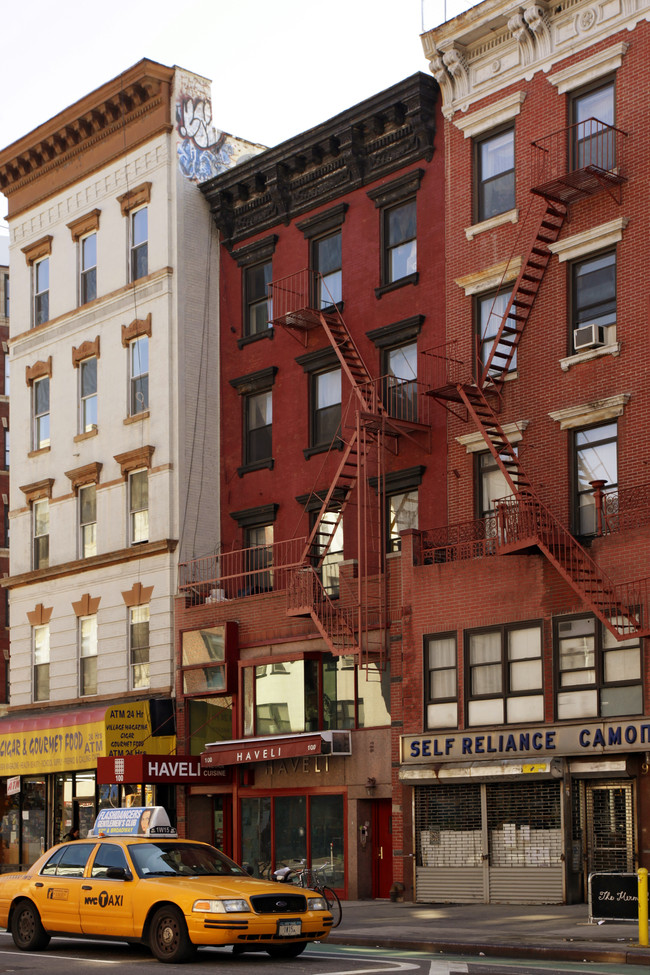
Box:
left=176, top=95, right=237, bottom=182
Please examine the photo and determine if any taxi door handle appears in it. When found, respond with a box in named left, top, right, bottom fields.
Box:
left=82, top=885, right=92, bottom=890
left=34, top=882, right=43, bottom=888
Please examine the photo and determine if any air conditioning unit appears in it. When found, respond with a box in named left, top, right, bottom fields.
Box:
left=574, top=323, right=606, bottom=351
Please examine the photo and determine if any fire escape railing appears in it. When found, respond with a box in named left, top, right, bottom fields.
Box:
left=178, top=537, right=307, bottom=605
left=531, top=118, right=627, bottom=204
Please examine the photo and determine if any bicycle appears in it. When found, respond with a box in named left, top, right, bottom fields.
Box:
left=274, top=864, right=342, bottom=928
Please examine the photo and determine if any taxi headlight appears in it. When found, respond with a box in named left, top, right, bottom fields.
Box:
left=307, top=896, right=328, bottom=912
left=192, top=899, right=249, bottom=914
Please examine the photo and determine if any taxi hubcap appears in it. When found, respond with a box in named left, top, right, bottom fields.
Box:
left=161, top=922, right=175, bottom=945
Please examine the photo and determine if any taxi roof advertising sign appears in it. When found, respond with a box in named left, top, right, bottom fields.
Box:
left=90, top=806, right=176, bottom=837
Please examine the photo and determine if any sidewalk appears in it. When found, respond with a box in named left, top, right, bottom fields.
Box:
left=327, top=900, right=650, bottom=967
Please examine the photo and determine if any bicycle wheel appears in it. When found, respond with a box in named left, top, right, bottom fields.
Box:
left=323, top=886, right=342, bottom=928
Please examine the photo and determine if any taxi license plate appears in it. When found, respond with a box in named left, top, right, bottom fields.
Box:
left=277, top=920, right=302, bottom=937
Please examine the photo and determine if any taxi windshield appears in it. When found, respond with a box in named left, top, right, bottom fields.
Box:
left=128, top=842, right=247, bottom=879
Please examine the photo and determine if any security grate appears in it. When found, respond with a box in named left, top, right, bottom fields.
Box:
left=415, top=784, right=482, bottom=868
left=487, top=781, right=562, bottom=867
left=586, top=781, right=634, bottom=873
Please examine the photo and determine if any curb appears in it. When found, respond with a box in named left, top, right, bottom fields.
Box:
left=327, top=933, right=650, bottom=967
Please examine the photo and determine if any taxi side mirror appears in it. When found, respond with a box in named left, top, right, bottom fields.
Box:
left=106, top=866, right=133, bottom=881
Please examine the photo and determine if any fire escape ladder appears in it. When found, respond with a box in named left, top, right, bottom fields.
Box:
left=319, top=307, right=383, bottom=415
left=455, top=386, right=647, bottom=638
left=480, top=200, right=567, bottom=389
left=457, top=384, right=535, bottom=499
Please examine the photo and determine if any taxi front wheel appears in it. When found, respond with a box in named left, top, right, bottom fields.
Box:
left=11, top=900, right=51, bottom=951
left=149, top=905, right=196, bottom=964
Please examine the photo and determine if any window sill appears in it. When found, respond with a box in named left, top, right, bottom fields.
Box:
left=237, top=327, right=275, bottom=350
left=374, top=272, right=419, bottom=299
left=303, top=439, right=344, bottom=460
left=28, top=446, right=50, bottom=458
left=73, top=427, right=98, bottom=442
left=124, top=410, right=150, bottom=425
left=237, top=458, right=274, bottom=477
left=559, top=342, right=621, bottom=372
left=465, top=208, right=519, bottom=241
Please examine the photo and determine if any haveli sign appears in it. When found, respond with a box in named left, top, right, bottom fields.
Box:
left=97, top=754, right=230, bottom=784
left=402, top=719, right=650, bottom=764
left=201, top=734, right=324, bottom=767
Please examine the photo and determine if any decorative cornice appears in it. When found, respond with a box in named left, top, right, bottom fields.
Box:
left=548, top=394, right=631, bottom=430
left=67, top=208, right=101, bottom=241
left=21, top=235, right=52, bottom=265
left=64, top=462, right=103, bottom=491
left=20, top=478, right=54, bottom=503
left=422, top=0, right=645, bottom=117
left=25, top=357, right=52, bottom=386
left=27, top=603, right=53, bottom=626
left=71, top=593, right=101, bottom=618
left=201, top=73, right=438, bottom=248
left=122, top=581, right=154, bottom=607
left=2, top=538, right=178, bottom=589
left=72, top=336, right=100, bottom=367
left=117, top=181, right=152, bottom=216
left=114, top=445, right=155, bottom=476
left=0, top=59, right=174, bottom=218
left=121, top=313, right=152, bottom=347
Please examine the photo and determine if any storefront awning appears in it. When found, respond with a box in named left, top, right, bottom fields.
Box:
left=201, top=730, right=351, bottom=767
left=399, top=757, right=564, bottom=783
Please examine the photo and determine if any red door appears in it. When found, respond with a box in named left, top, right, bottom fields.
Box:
left=371, top=799, right=393, bottom=898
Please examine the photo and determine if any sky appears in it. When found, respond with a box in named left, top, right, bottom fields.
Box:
left=0, top=0, right=472, bottom=232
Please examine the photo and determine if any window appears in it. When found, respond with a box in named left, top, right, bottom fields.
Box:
left=243, top=652, right=390, bottom=736
left=33, top=624, right=50, bottom=701
left=466, top=623, right=543, bottom=726
left=574, top=421, right=617, bottom=535
left=33, top=376, right=50, bottom=449
left=4, top=352, right=9, bottom=396
left=182, top=625, right=231, bottom=695
left=79, top=484, right=97, bottom=558
left=571, top=81, right=615, bottom=171
left=2, top=274, right=8, bottom=318
left=80, top=233, right=97, bottom=304
left=556, top=615, right=642, bottom=719
left=79, top=615, right=97, bottom=696
left=245, top=524, right=274, bottom=594
left=388, top=489, right=418, bottom=552
left=477, top=289, right=517, bottom=376
left=385, top=200, right=416, bottom=284
left=130, top=605, right=150, bottom=689
left=244, top=261, right=273, bottom=336
left=91, top=843, right=129, bottom=879
left=311, top=368, right=341, bottom=448
left=314, top=509, right=343, bottom=598
left=33, top=499, right=49, bottom=569
left=425, top=633, right=457, bottom=729
left=79, top=357, right=97, bottom=433
left=3, top=428, right=8, bottom=469
left=314, top=232, right=342, bottom=308
left=571, top=250, right=616, bottom=338
left=33, top=257, right=49, bottom=327
left=478, top=450, right=513, bottom=518
left=129, top=335, right=149, bottom=415
left=129, top=469, right=148, bottom=544
left=130, top=207, right=148, bottom=281
left=245, top=389, right=272, bottom=466
left=476, top=127, right=515, bottom=222
left=384, top=341, right=417, bottom=421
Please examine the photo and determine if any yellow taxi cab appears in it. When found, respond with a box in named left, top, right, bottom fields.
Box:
left=0, top=807, right=333, bottom=963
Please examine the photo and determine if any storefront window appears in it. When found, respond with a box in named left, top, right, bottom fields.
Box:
left=22, top=777, right=46, bottom=865
left=241, top=797, right=272, bottom=878
left=274, top=795, right=307, bottom=866
left=55, top=770, right=97, bottom=841
left=310, top=794, right=344, bottom=887
left=357, top=661, right=391, bottom=728
left=0, top=791, right=19, bottom=870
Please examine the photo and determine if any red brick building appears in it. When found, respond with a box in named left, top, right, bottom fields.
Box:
left=393, top=0, right=650, bottom=903
left=174, top=73, right=445, bottom=900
